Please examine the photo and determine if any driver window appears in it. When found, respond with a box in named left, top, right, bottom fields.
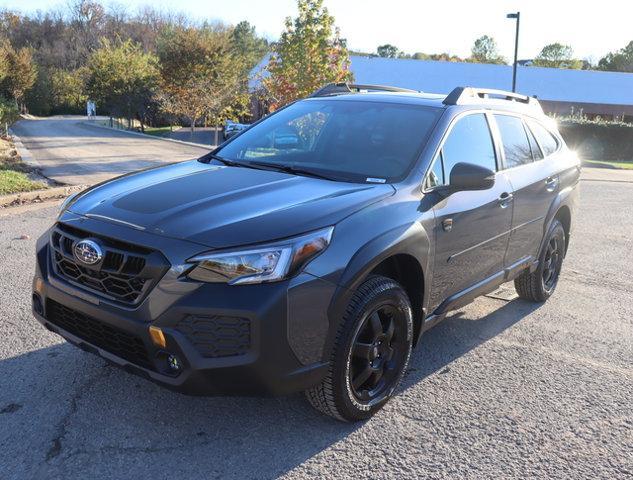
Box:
left=442, top=114, right=497, bottom=183
left=425, top=114, right=496, bottom=188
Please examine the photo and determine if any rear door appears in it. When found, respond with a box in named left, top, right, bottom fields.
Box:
left=426, top=112, right=514, bottom=312
left=493, top=114, right=561, bottom=267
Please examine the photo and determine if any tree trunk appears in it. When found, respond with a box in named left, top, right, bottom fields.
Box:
left=190, top=117, right=195, bottom=133
left=214, top=126, right=219, bottom=146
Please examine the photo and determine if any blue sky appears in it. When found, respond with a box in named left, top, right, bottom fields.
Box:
left=1, top=0, right=631, bottom=62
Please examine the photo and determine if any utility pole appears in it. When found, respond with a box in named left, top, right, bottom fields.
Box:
left=507, top=12, right=520, bottom=92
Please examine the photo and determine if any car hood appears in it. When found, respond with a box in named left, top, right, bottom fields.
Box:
left=68, top=161, right=394, bottom=248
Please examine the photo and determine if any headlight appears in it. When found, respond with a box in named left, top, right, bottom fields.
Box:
left=186, top=227, right=334, bottom=285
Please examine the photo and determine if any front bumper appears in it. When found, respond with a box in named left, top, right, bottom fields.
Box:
left=32, top=214, right=336, bottom=396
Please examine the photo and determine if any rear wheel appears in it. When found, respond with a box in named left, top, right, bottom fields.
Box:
left=305, top=276, right=413, bottom=422
left=515, top=219, right=566, bottom=302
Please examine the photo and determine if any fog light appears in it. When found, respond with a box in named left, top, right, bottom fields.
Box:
left=167, top=354, right=181, bottom=372
left=32, top=293, right=43, bottom=316
left=149, top=326, right=166, bottom=348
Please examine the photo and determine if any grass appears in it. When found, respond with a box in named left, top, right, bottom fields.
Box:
left=143, top=125, right=180, bottom=137
left=584, top=159, right=633, bottom=170
left=0, top=138, right=46, bottom=195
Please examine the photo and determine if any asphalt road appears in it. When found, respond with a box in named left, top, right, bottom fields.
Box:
left=0, top=169, right=632, bottom=480
left=11, top=116, right=210, bottom=185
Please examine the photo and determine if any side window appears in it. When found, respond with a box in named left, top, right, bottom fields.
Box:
left=442, top=114, right=497, bottom=182
left=527, top=120, right=559, bottom=157
left=525, top=123, right=544, bottom=161
left=425, top=151, right=445, bottom=189
left=494, top=114, right=534, bottom=168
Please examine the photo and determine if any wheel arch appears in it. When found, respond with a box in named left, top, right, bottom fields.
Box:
left=325, top=223, right=432, bottom=354
left=554, top=204, right=572, bottom=254
left=542, top=184, right=576, bottom=258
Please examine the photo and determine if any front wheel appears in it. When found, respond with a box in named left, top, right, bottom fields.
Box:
left=514, top=219, right=566, bottom=302
left=305, top=276, right=413, bottom=422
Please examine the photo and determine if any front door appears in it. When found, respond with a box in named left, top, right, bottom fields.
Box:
left=426, top=113, right=514, bottom=312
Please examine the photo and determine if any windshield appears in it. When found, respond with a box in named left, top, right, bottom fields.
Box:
left=211, top=99, right=441, bottom=183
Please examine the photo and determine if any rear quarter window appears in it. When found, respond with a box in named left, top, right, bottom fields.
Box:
left=527, top=119, right=560, bottom=157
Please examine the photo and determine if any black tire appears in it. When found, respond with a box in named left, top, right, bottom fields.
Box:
left=305, top=275, right=413, bottom=422
left=514, top=219, right=566, bottom=302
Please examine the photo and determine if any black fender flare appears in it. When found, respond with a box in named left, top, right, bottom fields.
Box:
left=538, top=182, right=576, bottom=260
left=322, top=222, right=432, bottom=359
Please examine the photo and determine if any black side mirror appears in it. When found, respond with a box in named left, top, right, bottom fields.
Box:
left=449, top=162, right=495, bottom=191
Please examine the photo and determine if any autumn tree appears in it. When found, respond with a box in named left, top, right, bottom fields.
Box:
left=0, top=40, right=37, bottom=111
left=157, top=26, right=244, bottom=137
left=263, top=0, right=353, bottom=107
left=533, top=43, right=582, bottom=69
left=598, top=40, right=633, bottom=72
left=469, top=35, right=506, bottom=64
left=85, top=39, right=159, bottom=129
left=377, top=44, right=400, bottom=58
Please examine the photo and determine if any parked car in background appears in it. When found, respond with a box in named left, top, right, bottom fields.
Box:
left=223, top=120, right=250, bottom=140
left=32, top=84, right=580, bottom=421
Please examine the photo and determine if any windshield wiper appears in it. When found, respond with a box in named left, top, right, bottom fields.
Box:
left=204, top=153, right=243, bottom=167
left=248, top=161, right=335, bottom=181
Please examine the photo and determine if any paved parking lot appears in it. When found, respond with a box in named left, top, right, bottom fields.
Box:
left=11, top=117, right=209, bottom=185
left=0, top=169, right=631, bottom=479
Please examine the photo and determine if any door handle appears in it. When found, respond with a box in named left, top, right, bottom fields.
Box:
left=545, top=176, right=558, bottom=192
left=498, top=192, right=513, bottom=208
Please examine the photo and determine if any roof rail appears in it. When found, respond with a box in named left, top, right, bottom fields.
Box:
left=443, top=87, right=542, bottom=111
left=310, top=82, right=418, bottom=97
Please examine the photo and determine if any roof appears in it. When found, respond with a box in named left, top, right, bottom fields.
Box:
left=348, top=56, right=633, bottom=106
left=250, top=54, right=633, bottom=107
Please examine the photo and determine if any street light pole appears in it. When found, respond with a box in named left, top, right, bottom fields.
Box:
left=507, top=12, right=520, bottom=92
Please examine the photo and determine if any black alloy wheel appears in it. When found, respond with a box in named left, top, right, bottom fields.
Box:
left=305, top=275, right=413, bottom=421
left=542, top=235, right=562, bottom=292
left=349, top=304, right=409, bottom=405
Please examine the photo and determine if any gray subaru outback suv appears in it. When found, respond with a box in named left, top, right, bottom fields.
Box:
left=32, top=83, right=580, bottom=421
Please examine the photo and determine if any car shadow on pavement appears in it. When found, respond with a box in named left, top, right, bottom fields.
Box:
left=0, top=297, right=540, bottom=478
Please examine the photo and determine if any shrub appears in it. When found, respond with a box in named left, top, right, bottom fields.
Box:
left=0, top=96, right=19, bottom=127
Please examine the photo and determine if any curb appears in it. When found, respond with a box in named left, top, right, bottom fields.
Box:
left=81, top=121, right=215, bottom=150
left=8, top=127, right=41, bottom=169
left=0, top=184, right=88, bottom=208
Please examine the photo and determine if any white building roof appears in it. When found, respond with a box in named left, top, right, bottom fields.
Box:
left=251, top=55, right=633, bottom=106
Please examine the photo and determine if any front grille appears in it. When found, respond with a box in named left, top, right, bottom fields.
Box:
left=50, top=223, right=169, bottom=306
left=46, top=300, right=152, bottom=369
left=176, top=315, right=251, bottom=358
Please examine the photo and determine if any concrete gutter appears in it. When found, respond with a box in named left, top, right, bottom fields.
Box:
left=0, top=184, right=87, bottom=208
left=81, top=120, right=215, bottom=150
left=9, top=127, right=41, bottom=169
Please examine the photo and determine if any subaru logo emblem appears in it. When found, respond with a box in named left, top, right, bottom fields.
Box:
left=73, top=239, right=103, bottom=266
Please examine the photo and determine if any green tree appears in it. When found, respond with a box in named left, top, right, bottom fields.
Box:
left=157, top=26, right=244, bottom=135
left=377, top=44, right=400, bottom=58
left=231, top=21, right=268, bottom=72
left=598, top=41, right=633, bottom=72
left=85, top=39, right=159, bottom=129
left=0, top=40, right=37, bottom=110
left=0, top=95, right=19, bottom=125
left=533, top=43, right=582, bottom=69
left=469, top=35, right=506, bottom=64
left=51, top=68, right=88, bottom=113
left=263, top=0, right=353, bottom=108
